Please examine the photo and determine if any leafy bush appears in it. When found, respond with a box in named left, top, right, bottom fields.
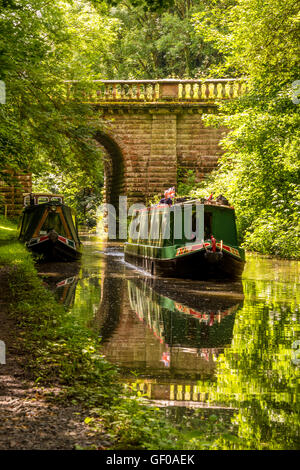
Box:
left=190, top=0, right=300, bottom=259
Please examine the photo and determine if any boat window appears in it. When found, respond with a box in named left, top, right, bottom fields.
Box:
left=40, top=212, right=67, bottom=237
left=23, top=195, right=31, bottom=206
left=149, top=210, right=160, bottom=242
left=37, top=196, right=49, bottom=204
left=161, top=209, right=172, bottom=246
left=159, top=212, right=165, bottom=247
left=140, top=210, right=149, bottom=243
left=204, top=212, right=212, bottom=239
left=182, top=205, right=197, bottom=243
left=128, top=209, right=142, bottom=243
left=51, top=197, right=63, bottom=203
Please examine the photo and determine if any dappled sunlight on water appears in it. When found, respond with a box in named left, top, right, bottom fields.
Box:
left=39, top=240, right=299, bottom=449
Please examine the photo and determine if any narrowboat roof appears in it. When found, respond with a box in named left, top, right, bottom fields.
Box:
left=19, top=201, right=80, bottom=244
left=23, top=193, right=64, bottom=205
left=134, top=198, right=234, bottom=213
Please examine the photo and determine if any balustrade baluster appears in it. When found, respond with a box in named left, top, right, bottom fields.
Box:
left=140, top=83, right=144, bottom=100
left=213, top=82, right=218, bottom=99
left=182, top=83, right=186, bottom=99
left=229, top=81, right=234, bottom=99
left=128, top=83, right=133, bottom=99
left=190, top=83, right=195, bottom=99
left=197, top=82, right=203, bottom=99
left=96, top=88, right=101, bottom=102
left=104, top=84, right=109, bottom=100
left=136, top=83, right=141, bottom=100
left=178, top=83, right=182, bottom=99
left=221, top=82, right=226, bottom=99
left=120, top=83, right=125, bottom=100
left=205, top=82, right=210, bottom=99
left=144, top=84, right=148, bottom=101
left=237, top=81, right=242, bottom=97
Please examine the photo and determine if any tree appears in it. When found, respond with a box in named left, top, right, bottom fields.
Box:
left=0, top=0, right=117, bottom=203
left=191, top=0, right=300, bottom=258
left=91, top=0, right=222, bottom=78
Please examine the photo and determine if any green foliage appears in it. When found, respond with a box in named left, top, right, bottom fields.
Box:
left=85, top=395, right=241, bottom=450
left=32, top=170, right=103, bottom=227
left=96, top=0, right=222, bottom=78
left=0, top=0, right=115, bottom=187
left=177, top=167, right=198, bottom=196
left=190, top=0, right=300, bottom=258
left=2, top=242, right=121, bottom=405
left=0, top=215, right=18, bottom=241
left=96, top=397, right=182, bottom=449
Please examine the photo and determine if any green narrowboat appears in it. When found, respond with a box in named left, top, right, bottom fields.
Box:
left=124, top=198, right=245, bottom=279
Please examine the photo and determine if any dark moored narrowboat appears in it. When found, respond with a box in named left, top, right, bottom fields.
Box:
left=124, top=198, right=245, bottom=279
left=19, top=193, right=82, bottom=261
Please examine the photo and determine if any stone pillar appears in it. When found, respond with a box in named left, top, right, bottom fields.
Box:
left=147, top=111, right=177, bottom=200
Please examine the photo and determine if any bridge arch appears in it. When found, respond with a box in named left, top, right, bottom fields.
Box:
left=94, top=130, right=125, bottom=208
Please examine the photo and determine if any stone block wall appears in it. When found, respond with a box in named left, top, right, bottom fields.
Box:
left=0, top=173, right=32, bottom=217
left=97, top=104, right=226, bottom=205
left=176, top=111, right=227, bottom=181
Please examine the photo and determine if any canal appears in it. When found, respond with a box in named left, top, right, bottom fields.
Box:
left=39, top=237, right=299, bottom=449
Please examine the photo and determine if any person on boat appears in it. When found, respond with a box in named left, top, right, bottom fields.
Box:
left=159, top=186, right=175, bottom=206
left=159, top=196, right=173, bottom=206
left=216, top=194, right=229, bottom=205
left=210, top=235, right=217, bottom=252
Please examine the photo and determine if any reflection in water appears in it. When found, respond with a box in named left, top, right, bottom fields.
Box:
left=41, top=242, right=300, bottom=449
left=128, top=278, right=240, bottom=349
left=126, top=277, right=241, bottom=378
left=55, top=276, right=78, bottom=308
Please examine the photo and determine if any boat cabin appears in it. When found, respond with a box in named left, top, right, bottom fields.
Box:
left=128, top=200, right=238, bottom=249
left=125, top=199, right=245, bottom=279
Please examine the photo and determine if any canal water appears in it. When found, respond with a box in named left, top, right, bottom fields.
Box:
left=39, top=237, right=299, bottom=449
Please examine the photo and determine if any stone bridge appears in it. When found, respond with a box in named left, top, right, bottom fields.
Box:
left=71, top=79, right=245, bottom=206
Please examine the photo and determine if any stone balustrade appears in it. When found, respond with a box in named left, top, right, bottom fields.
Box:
left=67, top=78, right=246, bottom=103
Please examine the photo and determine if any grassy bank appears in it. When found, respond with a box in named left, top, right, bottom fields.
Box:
left=0, top=216, right=182, bottom=449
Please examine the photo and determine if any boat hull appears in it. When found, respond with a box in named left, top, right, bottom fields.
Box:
left=124, top=248, right=245, bottom=280
left=27, top=238, right=81, bottom=262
